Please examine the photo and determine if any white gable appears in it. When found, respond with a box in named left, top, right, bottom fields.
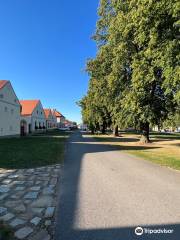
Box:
left=32, top=101, right=46, bottom=119
left=0, top=82, right=20, bottom=107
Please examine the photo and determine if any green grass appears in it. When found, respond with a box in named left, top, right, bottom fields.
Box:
left=91, top=132, right=180, bottom=170
left=32, top=129, right=71, bottom=136
left=150, top=132, right=180, bottom=140
left=0, top=130, right=70, bottom=169
left=127, top=150, right=180, bottom=170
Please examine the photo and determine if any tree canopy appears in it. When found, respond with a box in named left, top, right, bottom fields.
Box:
left=79, top=0, right=180, bottom=142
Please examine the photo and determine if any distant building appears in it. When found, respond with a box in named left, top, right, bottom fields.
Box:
left=78, top=123, right=88, bottom=130
left=64, top=119, right=72, bottom=128
left=0, top=80, right=21, bottom=137
left=53, top=110, right=65, bottom=128
left=20, top=100, right=46, bottom=135
left=65, top=119, right=77, bottom=129
left=44, top=108, right=55, bottom=129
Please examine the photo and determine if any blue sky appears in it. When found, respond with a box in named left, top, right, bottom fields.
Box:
left=0, top=0, right=99, bottom=123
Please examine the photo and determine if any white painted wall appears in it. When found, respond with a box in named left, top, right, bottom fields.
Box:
left=21, top=101, right=46, bottom=133
left=52, top=111, right=57, bottom=128
left=46, top=111, right=55, bottom=129
left=31, top=102, right=46, bottom=131
left=57, top=116, right=65, bottom=128
left=0, top=82, right=21, bottom=136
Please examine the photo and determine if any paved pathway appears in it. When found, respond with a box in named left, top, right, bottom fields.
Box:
left=55, top=131, right=180, bottom=240
left=0, top=164, right=61, bottom=239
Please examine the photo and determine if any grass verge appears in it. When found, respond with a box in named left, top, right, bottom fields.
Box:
left=128, top=150, right=180, bottom=170
left=91, top=132, right=180, bottom=170
left=0, top=130, right=70, bottom=169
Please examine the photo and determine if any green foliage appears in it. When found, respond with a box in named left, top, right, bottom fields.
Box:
left=163, top=111, right=180, bottom=129
left=0, top=130, right=68, bottom=169
left=79, top=0, right=180, bottom=138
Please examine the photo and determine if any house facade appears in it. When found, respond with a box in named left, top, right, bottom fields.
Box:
left=20, top=100, right=46, bottom=135
left=44, top=109, right=55, bottom=129
left=0, top=80, right=21, bottom=137
left=53, top=110, right=65, bottom=128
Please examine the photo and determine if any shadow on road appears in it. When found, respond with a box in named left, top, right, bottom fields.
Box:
left=57, top=224, right=180, bottom=240
left=55, top=131, right=180, bottom=240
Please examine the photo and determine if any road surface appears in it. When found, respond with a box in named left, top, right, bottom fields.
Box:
left=55, top=131, right=180, bottom=240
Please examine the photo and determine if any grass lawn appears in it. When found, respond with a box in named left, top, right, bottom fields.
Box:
left=90, top=132, right=180, bottom=170
left=0, top=130, right=70, bottom=169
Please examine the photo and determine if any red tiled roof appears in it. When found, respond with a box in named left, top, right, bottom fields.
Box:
left=54, top=111, right=62, bottom=117
left=53, top=110, right=64, bottom=118
left=44, top=109, right=52, bottom=119
left=20, top=100, right=40, bottom=116
left=0, top=80, right=9, bottom=89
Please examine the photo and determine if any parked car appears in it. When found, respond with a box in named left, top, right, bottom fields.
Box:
left=59, top=127, right=71, bottom=131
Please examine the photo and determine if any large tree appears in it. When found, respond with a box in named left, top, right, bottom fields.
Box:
left=108, top=0, right=179, bottom=142
left=80, top=0, right=180, bottom=142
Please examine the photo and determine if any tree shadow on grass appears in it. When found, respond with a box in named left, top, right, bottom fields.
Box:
left=150, top=133, right=180, bottom=140
left=93, top=136, right=140, bottom=143
left=149, top=138, right=180, bottom=143
left=84, top=131, right=180, bottom=143
left=171, top=143, right=180, bottom=147
left=55, top=131, right=177, bottom=240
left=83, top=132, right=140, bottom=143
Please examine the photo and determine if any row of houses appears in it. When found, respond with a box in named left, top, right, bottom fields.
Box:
left=0, top=80, right=66, bottom=137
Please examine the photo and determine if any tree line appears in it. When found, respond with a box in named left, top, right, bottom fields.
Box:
left=79, top=0, right=180, bottom=143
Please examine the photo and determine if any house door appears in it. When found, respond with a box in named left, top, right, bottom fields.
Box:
left=28, top=124, right=32, bottom=133
left=20, top=120, right=27, bottom=136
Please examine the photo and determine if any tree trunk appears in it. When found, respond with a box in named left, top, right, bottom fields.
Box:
left=101, top=122, right=106, bottom=134
left=90, top=125, right=95, bottom=134
left=140, top=122, right=150, bottom=143
left=91, top=129, right=94, bottom=134
left=158, top=124, right=161, bottom=132
left=113, top=125, right=119, bottom=137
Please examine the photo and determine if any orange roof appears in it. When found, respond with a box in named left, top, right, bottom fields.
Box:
left=44, top=109, right=52, bottom=119
left=53, top=110, right=65, bottom=118
left=0, top=80, right=8, bottom=89
left=55, top=111, right=61, bottom=117
left=20, top=100, right=40, bottom=116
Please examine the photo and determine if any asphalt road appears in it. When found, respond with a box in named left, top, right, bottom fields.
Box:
left=55, top=131, right=180, bottom=240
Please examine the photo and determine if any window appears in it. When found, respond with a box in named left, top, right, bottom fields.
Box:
left=11, top=109, right=14, bottom=114
left=14, top=99, right=17, bottom=103
left=0, top=94, right=4, bottom=99
left=4, top=106, right=8, bottom=112
left=37, top=110, right=39, bottom=114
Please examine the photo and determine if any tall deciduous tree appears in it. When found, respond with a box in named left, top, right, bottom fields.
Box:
left=80, top=0, right=180, bottom=142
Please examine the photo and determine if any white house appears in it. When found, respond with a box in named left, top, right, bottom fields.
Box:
left=20, top=100, right=46, bottom=135
left=53, top=110, right=65, bottom=128
left=0, top=80, right=21, bottom=137
left=44, top=108, right=55, bottom=129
